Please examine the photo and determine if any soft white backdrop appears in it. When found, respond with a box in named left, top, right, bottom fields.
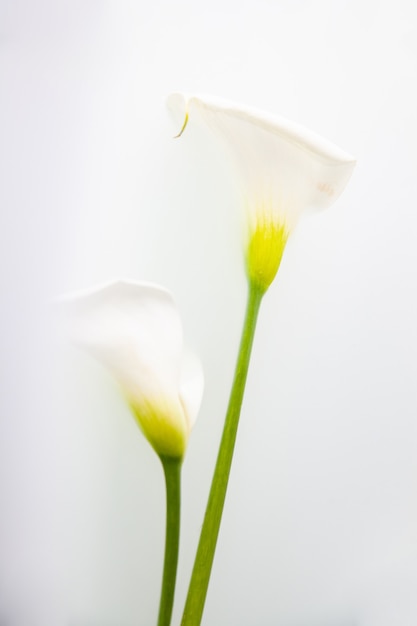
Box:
left=1, top=0, right=417, bottom=625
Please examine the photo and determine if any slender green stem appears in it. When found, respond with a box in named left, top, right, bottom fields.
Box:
left=181, top=281, right=264, bottom=626
left=157, top=456, right=182, bottom=626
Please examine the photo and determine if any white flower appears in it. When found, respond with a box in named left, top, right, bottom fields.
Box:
left=60, top=280, right=204, bottom=459
left=167, top=93, right=356, bottom=292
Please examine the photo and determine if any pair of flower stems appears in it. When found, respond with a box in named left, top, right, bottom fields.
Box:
left=158, top=279, right=263, bottom=626
left=61, top=93, right=355, bottom=626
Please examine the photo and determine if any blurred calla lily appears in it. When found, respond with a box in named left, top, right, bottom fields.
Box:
left=61, top=280, right=204, bottom=459
left=167, top=93, right=356, bottom=292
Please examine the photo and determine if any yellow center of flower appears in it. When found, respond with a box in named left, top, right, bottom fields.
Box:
left=245, top=211, right=289, bottom=293
left=128, top=394, right=189, bottom=459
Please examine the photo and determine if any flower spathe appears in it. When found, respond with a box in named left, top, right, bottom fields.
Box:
left=60, top=280, right=204, bottom=459
left=167, top=93, right=356, bottom=292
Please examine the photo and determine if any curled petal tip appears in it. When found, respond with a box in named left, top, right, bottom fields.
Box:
left=173, top=110, right=189, bottom=139
left=166, top=92, right=190, bottom=138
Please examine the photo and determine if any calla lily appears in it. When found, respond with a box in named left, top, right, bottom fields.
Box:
left=167, top=93, right=356, bottom=292
left=60, top=280, right=204, bottom=459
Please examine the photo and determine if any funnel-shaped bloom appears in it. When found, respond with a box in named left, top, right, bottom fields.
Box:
left=60, top=280, right=204, bottom=459
left=167, top=93, right=356, bottom=292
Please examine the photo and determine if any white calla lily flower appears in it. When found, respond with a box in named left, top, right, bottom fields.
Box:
left=61, top=280, right=204, bottom=459
left=167, top=93, right=356, bottom=292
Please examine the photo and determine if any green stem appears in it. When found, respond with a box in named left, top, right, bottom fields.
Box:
left=157, top=456, right=182, bottom=626
left=181, top=281, right=264, bottom=626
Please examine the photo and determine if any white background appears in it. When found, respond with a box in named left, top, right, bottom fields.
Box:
left=1, top=0, right=417, bottom=625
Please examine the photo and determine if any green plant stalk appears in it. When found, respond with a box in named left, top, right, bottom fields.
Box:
left=181, top=281, right=264, bottom=626
left=157, top=456, right=182, bottom=626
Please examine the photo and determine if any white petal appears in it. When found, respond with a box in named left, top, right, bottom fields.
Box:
left=167, top=93, right=356, bottom=228
left=59, top=280, right=184, bottom=404
left=179, top=351, right=204, bottom=429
